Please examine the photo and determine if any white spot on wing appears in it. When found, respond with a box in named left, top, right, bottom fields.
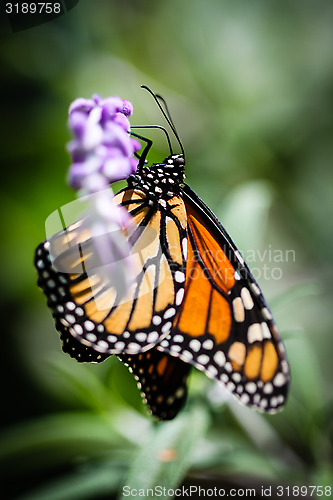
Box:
left=240, top=287, right=254, bottom=310
left=270, top=396, right=278, bottom=407
left=261, top=322, right=271, bottom=339
left=182, top=238, right=188, bottom=259
left=197, top=354, right=210, bottom=365
left=207, top=365, right=218, bottom=377
left=86, top=333, right=97, bottom=342
left=66, top=314, right=75, bottom=324
left=227, top=381, right=235, bottom=392
left=189, top=339, right=201, bottom=352
left=273, top=372, right=286, bottom=387
left=107, top=335, right=118, bottom=343
left=241, top=394, right=250, bottom=405
left=214, top=351, right=226, bottom=367
left=234, top=270, right=241, bottom=280
left=245, top=382, right=257, bottom=394
left=247, top=323, right=263, bottom=343
left=74, top=324, right=83, bottom=335
left=152, top=315, right=162, bottom=325
left=127, top=342, right=141, bottom=353
left=232, top=372, right=241, bottom=383
left=175, top=271, right=185, bottom=283
left=148, top=331, right=159, bottom=343
left=161, top=321, right=172, bottom=333
left=225, top=362, right=232, bottom=372
left=176, top=288, right=185, bottom=306
left=263, top=383, right=273, bottom=394
left=84, top=320, right=95, bottom=331
left=202, top=339, right=214, bottom=350
left=262, top=307, right=272, bottom=320
left=260, top=399, right=268, bottom=408
left=180, top=350, right=192, bottom=362
left=251, top=282, right=261, bottom=296
left=233, top=297, right=245, bottom=322
left=164, top=308, right=176, bottom=319
left=173, top=334, right=184, bottom=343
left=281, top=360, right=289, bottom=374
left=135, top=332, right=147, bottom=342
left=97, top=340, right=109, bottom=351
left=235, top=250, right=245, bottom=265
left=115, top=341, right=125, bottom=350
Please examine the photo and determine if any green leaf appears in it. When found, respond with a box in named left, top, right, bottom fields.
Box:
left=287, top=335, right=324, bottom=415
left=0, top=412, right=125, bottom=473
left=45, top=356, right=115, bottom=412
left=18, top=461, right=123, bottom=500
left=119, top=405, right=210, bottom=498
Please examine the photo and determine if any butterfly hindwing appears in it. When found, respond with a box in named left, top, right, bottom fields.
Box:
left=119, top=347, right=192, bottom=420
left=35, top=188, right=188, bottom=356
left=157, top=185, right=290, bottom=413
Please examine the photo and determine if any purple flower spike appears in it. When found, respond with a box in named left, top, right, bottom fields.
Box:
left=101, top=96, right=124, bottom=118
left=67, top=93, right=140, bottom=295
left=68, top=93, right=139, bottom=193
left=122, top=99, right=133, bottom=116
left=69, top=97, right=95, bottom=115
left=112, top=112, right=131, bottom=133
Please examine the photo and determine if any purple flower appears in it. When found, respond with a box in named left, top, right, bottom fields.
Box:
left=122, top=99, right=133, bottom=117
left=67, top=94, right=139, bottom=192
left=67, top=94, right=140, bottom=293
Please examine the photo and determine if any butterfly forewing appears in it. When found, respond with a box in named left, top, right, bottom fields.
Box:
left=157, top=185, right=290, bottom=413
left=35, top=187, right=188, bottom=356
left=59, top=321, right=111, bottom=363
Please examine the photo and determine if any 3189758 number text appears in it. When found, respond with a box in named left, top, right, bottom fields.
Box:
left=5, top=3, right=62, bottom=14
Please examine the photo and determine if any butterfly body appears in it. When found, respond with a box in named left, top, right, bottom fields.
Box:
left=127, top=154, right=186, bottom=202
left=35, top=142, right=290, bottom=420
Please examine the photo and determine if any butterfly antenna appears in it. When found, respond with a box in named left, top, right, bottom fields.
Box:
left=141, top=85, right=185, bottom=160
left=131, top=125, right=173, bottom=156
left=156, top=94, right=178, bottom=135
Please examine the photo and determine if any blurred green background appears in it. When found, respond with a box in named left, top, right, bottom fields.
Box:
left=1, top=0, right=333, bottom=498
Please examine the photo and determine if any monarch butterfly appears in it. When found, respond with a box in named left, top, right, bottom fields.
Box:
left=35, top=87, right=290, bottom=420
